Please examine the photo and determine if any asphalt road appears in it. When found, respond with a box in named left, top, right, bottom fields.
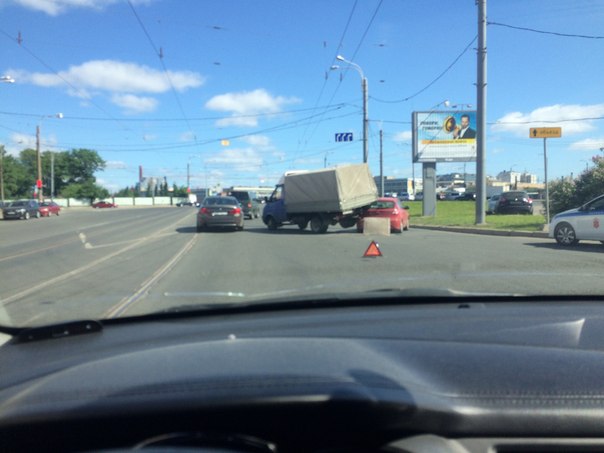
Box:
left=1, top=207, right=603, bottom=327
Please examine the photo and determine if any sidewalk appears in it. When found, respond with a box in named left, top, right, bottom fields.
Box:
left=412, top=224, right=549, bottom=239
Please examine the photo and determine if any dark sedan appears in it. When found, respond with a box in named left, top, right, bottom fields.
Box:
left=490, top=191, right=533, bottom=215
left=2, top=200, right=41, bottom=220
left=196, top=196, right=244, bottom=232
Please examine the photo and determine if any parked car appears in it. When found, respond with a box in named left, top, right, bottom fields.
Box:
left=414, top=192, right=424, bottom=201
left=456, top=192, right=476, bottom=201
left=436, top=192, right=446, bottom=200
left=488, top=191, right=533, bottom=215
left=549, top=194, right=604, bottom=246
left=357, top=197, right=409, bottom=234
left=229, top=190, right=260, bottom=219
left=398, top=192, right=415, bottom=201
left=2, top=200, right=40, bottom=220
left=39, top=201, right=61, bottom=216
left=197, top=196, right=244, bottom=231
left=175, top=200, right=195, bottom=207
left=92, top=201, right=117, bottom=209
left=444, top=191, right=462, bottom=201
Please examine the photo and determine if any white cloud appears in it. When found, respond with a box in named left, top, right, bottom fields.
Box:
left=241, top=135, right=271, bottom=147
left=105, top=160, right=128, bottom=170
left=111, top=94, right=158, bottom=114
left=569, top=138, right=604, bottom=151
left=179, top=131, right=197, bottom=142
left=205, top=89, right=300, bottom=127
left=9, top=60, right=204, bottom=113
left=205, top=148, right=263, bottom=172
left=10, top=0, right=150, bottom=16
left=15, top=60, right=204, bottom=93
left=393, top=131, right=412, bottom=142
left=491, top=104, right=604, bottom=136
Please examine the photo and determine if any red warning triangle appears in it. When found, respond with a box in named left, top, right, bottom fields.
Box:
left=363, top=240, right=382, bottom=257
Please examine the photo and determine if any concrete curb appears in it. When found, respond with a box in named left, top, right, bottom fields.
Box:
left=412, top=224, right=549, bottom=239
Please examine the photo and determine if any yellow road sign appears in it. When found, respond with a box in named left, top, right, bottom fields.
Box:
left=530, top=127, right=561, bottom=138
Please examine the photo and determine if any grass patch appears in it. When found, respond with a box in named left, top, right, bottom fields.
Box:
left=404, top=201, right=546, bottom=232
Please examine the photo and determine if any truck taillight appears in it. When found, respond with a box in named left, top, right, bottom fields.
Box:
left=247, top=202, right=252, bottom=208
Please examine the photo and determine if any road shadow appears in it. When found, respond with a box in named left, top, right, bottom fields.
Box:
left=176, top=226, right=241, bottom=234
left=527, top=241, right=604, bottom=254
left=175, top=224, right=359, bottom=235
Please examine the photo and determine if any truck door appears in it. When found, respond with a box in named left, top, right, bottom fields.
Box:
left=263, top=185, right=287, bottom=223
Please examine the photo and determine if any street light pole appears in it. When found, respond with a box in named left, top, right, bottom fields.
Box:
left=36, top=125, right=42, bottom=202
left=36, top=113, right=63, bottom=202
left=335, top=55, right=368, bottom=163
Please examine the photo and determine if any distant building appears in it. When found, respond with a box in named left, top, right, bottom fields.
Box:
left=373, top=177, right=423, bottom=196
left=497, top=170, right=538, bottom=185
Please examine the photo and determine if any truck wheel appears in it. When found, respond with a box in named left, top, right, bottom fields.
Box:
left=266, top=217, right=278, bottom=230
left=339, top=217, right=356, bottom=229
left=298, top=220, right=309, bottom=230
left=310, top=215, right=328, bottom=234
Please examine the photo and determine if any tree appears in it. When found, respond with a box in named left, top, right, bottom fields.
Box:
left=61, top=181, right=109, bottom=202
left=65, top=149, right=106, bottom=184
left=549, top=156, right=604, bottom=215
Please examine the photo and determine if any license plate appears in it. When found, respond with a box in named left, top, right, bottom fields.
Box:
left=212, top=212, right=227, bottom=216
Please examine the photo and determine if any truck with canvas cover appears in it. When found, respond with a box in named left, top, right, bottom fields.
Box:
left=262, top=164, right=378, bottom=234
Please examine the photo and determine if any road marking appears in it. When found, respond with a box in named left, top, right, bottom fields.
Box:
left=0, top=213, right=193, bottom=307
left=104, top=234, right=198, bottom=318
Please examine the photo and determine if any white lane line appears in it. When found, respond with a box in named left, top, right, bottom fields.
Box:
left=104, top=233, right=198, bottom=318
left=0, top=213, right=193, bottom=307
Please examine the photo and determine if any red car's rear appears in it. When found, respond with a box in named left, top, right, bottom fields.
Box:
left=357, top=197, right=409, bottom=233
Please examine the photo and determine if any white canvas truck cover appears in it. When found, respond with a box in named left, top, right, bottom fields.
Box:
left=283, top=163, right=378, bottom=213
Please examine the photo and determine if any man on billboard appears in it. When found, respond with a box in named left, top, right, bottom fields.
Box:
left=453, top=114, right=476, bottom=139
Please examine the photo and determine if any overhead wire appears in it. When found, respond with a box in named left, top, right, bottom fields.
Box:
left=0, top=28, right=127, bottom=129
left=487, top=21, right=604, bottom=39
left=126, top=0, right=198, bottom=142
left=371, top=35, right=478, bottom=104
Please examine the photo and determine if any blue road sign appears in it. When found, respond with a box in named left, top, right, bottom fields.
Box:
left=335, top=132, right=353, bottom=142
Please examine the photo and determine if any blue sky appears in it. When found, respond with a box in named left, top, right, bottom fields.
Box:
left=1, top=0, right=603, bottom=193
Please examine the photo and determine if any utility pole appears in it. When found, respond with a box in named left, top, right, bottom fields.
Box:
left=36, top=125, right=42, bottom=202
left=379, top=129, right=384, bottom=196
left=475, top=0, right=487, bottom=224
left=0, top=147, right=4, bottom=205
left=187, top=162, right=190, bottom=190
left=50, top=152, right=55, bottom=201
left=362, top=77, right=369, bottom=163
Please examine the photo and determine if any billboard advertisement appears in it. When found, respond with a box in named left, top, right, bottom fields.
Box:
left=412, top=111, right=477, bottom=163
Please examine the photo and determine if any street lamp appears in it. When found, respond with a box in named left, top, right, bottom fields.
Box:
left=332, top=55, right=368, bottom=163
left=36, top=113, right=63, bottom=202
left=1, top=76, right=15, bottom=205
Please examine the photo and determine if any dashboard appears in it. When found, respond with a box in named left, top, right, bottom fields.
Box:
left=2, top=299, right=604, bottom=452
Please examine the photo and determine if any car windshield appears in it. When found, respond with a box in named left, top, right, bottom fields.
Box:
left=1, top=1, right=603, bottom=329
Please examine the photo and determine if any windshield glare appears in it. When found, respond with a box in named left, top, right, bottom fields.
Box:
left=1, top=1, right=603, bottom=328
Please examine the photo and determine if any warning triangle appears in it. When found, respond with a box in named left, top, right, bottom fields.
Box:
left=363, top=240, right=382, bottom=257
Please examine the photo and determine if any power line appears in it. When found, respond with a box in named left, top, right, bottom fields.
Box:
left=0, top=28, right=127, bottom=129
left=126, top=0, right=197, bottom=139
left=0, top=104, right=349, bottom=123
left=371, top=35, right=477, bottom=104
left=488, top=21, right=604, bottom=39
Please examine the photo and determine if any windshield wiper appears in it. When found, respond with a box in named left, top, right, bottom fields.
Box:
left=10, top=320, right=103, bottom=344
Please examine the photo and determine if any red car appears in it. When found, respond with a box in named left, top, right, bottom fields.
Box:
left=357, top=197, right=410, bottom=233
left=39, top=201, right=61, bottom=217
left=92, top=201, right=117, bottom=209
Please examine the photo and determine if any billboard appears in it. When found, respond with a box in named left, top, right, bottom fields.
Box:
left=412, top=111, right=477, bottom=163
